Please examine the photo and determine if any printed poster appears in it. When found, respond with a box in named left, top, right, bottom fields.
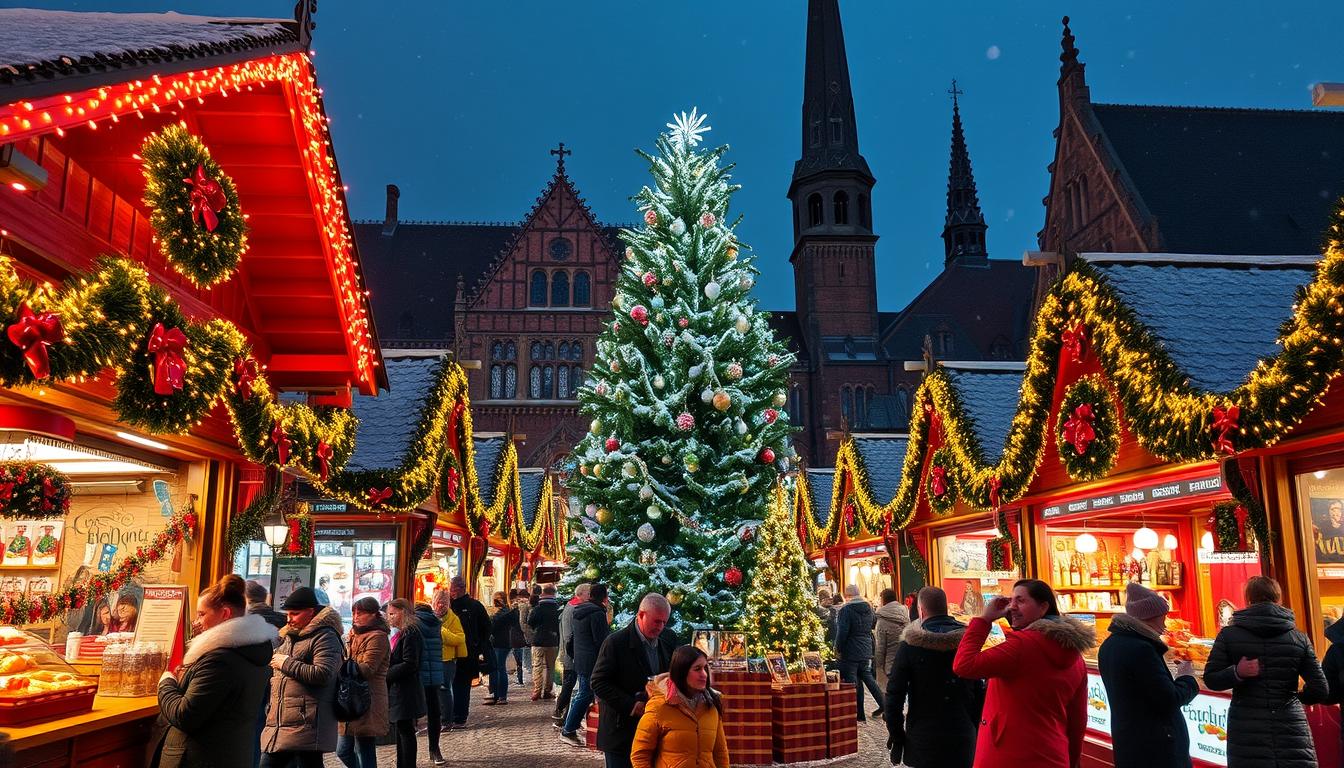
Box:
left=32, top=521, right=62, bottom=566
left=272, top=557, right=315, bottom=608
left=3, top=521, right=32, bottom=566
left=1306, top=478, right=1344, bottom=564
left=135, top=585, right=189, bottom=672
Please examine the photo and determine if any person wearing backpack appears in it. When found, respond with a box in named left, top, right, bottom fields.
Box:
left=260, top=587, right=345, bottom=767
left=336, top=597, right=388, bottom=768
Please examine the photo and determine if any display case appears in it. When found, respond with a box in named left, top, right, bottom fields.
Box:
left=0, top=626, right=98, bottom=725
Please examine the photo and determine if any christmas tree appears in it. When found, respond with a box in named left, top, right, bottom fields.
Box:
left=743, top=483, right=827, bottom=659
left=565, top=110, right=797, bottom=628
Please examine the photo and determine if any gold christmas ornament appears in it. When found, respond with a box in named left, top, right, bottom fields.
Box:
left=667, top=589, right=684, bottom=606
left=713, top=390, right=731, bottom=411
left=595, top=506, right=613, bottom=526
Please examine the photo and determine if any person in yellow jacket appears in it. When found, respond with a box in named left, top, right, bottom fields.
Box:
left=630, top=645, right=729, bottom=768
left=432, top=590, right=468, bottom=731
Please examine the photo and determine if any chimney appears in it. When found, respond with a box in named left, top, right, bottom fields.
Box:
left=382, top=184, right=400, bottom=236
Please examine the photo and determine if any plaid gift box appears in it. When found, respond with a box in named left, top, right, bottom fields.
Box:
left=772, top=683, right=828, bottom=763
left=826, top=683, right=859, bottom=758
left=717, top=671, right=775, bottom=765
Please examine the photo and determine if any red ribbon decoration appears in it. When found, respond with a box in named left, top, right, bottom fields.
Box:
left=147, top=323, right=188, bottom=396
left=316, top=441, right=332, bottom=482
left=271, top=422, right=291, bottom=466
left=1061, top=322, right=1087, bottom=363
left=1212, top=405, right=1240, bottom=455
left=930, top=466, right=948, bottom=498
left=183, top=164, right=227, bottom=232
left=842, top=501, right=856, bottom=529
left=1062, top=403, right=1097, bottom=455
left=444, top=465, right=460, bottom=506
left=1233, top=505, right=1249, bottom=550
left=286, top=518, right=301, bottom=555
left=41, top=476, right=56, bottom=511
left=6, top=304, right=64, bottom=380
left=988, top=476, right=1002, bottom=509
left=234, top=357, right=257, bottom=401
left=366, top=487, right=393, bottom=508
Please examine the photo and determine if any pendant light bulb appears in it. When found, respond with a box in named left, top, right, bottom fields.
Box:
left=1074, top=532, right=1099, bottom=554
left=1201, top=531, right=1214, bottom=550
left=1163, top=534, right=1178, bottom=551
left=1134, top=526, right=1160, bottom=550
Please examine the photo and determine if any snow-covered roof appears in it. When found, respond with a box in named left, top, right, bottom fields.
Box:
left=518, top=470, right=547, bottom=527
left=344, top=356, right=444, bottom=472
left=851, top=436, right=908, bottom=504
left=1087, top=257, right=1315, bottom=392
left=943, top=367, right=1024, bottom=463
left=806, top=469, right=835, bottom=526
left=473, top=434, right=508, bottom=507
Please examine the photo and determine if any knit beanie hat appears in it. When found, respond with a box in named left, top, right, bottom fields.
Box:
left=1124, top=582, right=1169, bottom=621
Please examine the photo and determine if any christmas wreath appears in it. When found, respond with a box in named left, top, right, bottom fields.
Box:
left=1056, top=375, right=1120, bottom=482
left=1209, top=500, right=1259, bottom=553
left=141, top=124, right=248, bottom=287
left=0, top=462, right=71, bottom=520
left=926, top=447, right=958, bottom=515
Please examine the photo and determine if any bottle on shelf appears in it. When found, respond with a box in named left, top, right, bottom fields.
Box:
left=1069, top=555, right=1081, bottom=586
left=1170, top=560, right=1183, bottom=588
left=1139, top=558, right=1151, bottom=585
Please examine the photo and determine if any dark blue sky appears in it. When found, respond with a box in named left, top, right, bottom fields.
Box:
left=12, top=1, right=1344, bottom=310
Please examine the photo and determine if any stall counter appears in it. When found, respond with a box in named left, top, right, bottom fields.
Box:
left=1081, top=666, right=1231, bottom=767
left=5, top=694, right=158, bottom=766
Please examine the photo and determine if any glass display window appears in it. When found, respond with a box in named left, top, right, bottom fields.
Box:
left=1294, top=464, right=1344, bottom=643
left=933, top=524, right=1020, bottom=620
left=842, top=542, right=887, bottom=605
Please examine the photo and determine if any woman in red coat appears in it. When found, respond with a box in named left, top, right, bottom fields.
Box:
left=952, top=579, right=1094, bottom=768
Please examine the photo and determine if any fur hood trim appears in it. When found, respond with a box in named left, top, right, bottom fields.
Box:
left=1107, top=612, right=1166, bottom=646
left=900, top=618, right=965, bottom=651
left=1027, top=615, right=1096, bottom=652
left=184, top=613, right=278, bottom=665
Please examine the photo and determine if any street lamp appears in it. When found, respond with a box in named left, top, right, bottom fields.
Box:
left=263, top=522, right=288, bottom=555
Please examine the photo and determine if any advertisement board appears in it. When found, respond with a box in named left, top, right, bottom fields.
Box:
left=1083, top=672, right=1229, bottom=767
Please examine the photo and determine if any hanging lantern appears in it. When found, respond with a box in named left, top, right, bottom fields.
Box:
left=1200, top=531, right=1214, bottom=550
left=1163, top=534, right=1179, bottom=551
left=1074, top=532, right=1098, bottom=554
left=1134, top=526, right=1160, bottom=550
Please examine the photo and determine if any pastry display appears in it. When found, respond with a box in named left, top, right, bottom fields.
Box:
left=0, top=642, right=96, bottom=699
left=1162, top=618, right=1213, bottom=666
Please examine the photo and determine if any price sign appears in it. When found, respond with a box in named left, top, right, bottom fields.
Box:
left=135, top=584, right=189, bottom=673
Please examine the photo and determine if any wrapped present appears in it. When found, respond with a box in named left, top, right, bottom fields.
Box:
left=826, top=683, right=859, bottom=758
left=773, top=684, right=828, bottom=763
left=585, top=702, right=599, bottom=750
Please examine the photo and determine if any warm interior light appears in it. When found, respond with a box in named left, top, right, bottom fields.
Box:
left=9, top=182, right=26, bottom=192
left=263, top=524, right=288, bottom=549
left=1316, top=470, right=1329, bottom=480
left=1134, top=526, right=1160, bottom=550
left=438, top=557, right=450, bottom=571
left=848, top=565, right=859, bottom=585
left=0, top=435, right=169, bottom=476
left=859, top=564, right=873, bottom=577
left=1130, top=547, right=1144, bottom=562
left=115, top=431, right=170, bottom=451
left=1201, top=531, right=1214, bottom=550
left=1163, top=534, right=1179, bottom=551
left=1074, top=532, right=1099, bottom=553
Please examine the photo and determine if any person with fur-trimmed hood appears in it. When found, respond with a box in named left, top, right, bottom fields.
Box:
left=886, top=586, right=982, bottom=768
left=260, top=587, right=346, bottom=766
left=952, top=579, right=1093, bottom=768
left=1098, top=582, right=1198, bottom=768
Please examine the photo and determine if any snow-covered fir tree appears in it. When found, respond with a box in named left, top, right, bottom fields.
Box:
left=565, top=110, right=797, bottom=628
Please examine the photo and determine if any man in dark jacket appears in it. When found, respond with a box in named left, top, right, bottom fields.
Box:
left=447, top=575, right=492, bottom=728
left=414, top=602, right=445, bottom=763
left=260, top=587, right=344, bottom=767
left=589, top=593, right=678, bottom=768
left=245, top=580, right=287, bottom=629
left=834, top=583, right=884, bottom=721
left=553, top=583, right=592, bottom=724
left=1099, top=582, right=1198, bottom=768
left=887, top=586, right=983, bottom=768
left=528, top=584, right=562, bottom=701
left=558, top=583, right=611, bottom=747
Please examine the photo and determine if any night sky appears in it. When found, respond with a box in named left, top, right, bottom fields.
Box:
left=9, top=1, right=1344, bottom=311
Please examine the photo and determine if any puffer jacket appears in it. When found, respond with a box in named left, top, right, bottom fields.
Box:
left=153, top=613, right=277, bottom=768
left=886, top=615, right=981, bottom=768
left=439, top=607, right=467, bottom=661
left=261, top=606, right=345, bottom=754
left=1098, top=613, right=1199, bottom=768
left=340, top=616, right=390, bottom=739
left=873, top=601, right=910, bottom=689
left=1203, top=602, right=1328, bottom=768
left=387, top=623, right=427, bottom=722
left=414, top=604, right=444, bottom=687
left=568, top=600, right=610, bottom=676
left=630, top=674, right=729, bottom=768
left=834, top=598, right=876, bottom=662
left=1320, top=619, right=1344, bottom=757
left=953, top=615, right=1094, bottom=768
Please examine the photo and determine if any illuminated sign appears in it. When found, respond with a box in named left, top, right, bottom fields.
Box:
left=1042, top=476, right=1223, bottom=519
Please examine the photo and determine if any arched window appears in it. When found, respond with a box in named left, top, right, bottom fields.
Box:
left=558, top=342, right=570, bottom=361
left=489, top=365, right=503, bottom=399
left=491, top=341, right=503, bottom=361
left=504, top=365, right=517, bottom=399
left=557, top=366, right=570, bottom=399
left=572, top=367, right=584, bottom=393
left=858, top=193, right=870, bottom=229
left=855, top=386, right=866, bottom=428
left=529, top=367, right=542, bottom=399
left=841, top=386, right=854, bottom=425
left=543, top=342, right=555, bottom=360
left=833, top=190, right=849, bottom=225
left=489, top=342, right=516, bottom=399
left=789, top=388, right=802, bottom=425
left=541, top=367, right=554, bottom=398
left=570, top=341, right=584, bottom=361
left=530, top=271, right=548, bottom=306
left=829, top=117, right=843, bottom=145
left=504, top=341, right=516, bottom=360
left=531, top=342, right=543, bottom=361
left=573, top=272, right=591, bottom=306
left=896, top=387, right=910, bottom=421
left=551, top=271, right=570, bottom=307
left=807, top=193, right=823, bottom=228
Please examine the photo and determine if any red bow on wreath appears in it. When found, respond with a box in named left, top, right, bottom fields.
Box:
left=315, top=441, right=332, bottom=482
left=930, top=466, right=948, bottom=498
left=1212, top=405, right=1240, bottom=455
left=1061, top=322, right=1087, bottom=363
left=1062, top=403, right=1097, bottom=455
left=41, top=476, right=57, bottom=511
left=7, top=304, right=64, bottom=380
left=234, top=357, right=258, bottom=401
left=271, top=422, right=291, bottom=466
left=286, top=518, right=302, bottom=555
left=147, top=323, right=188, bottom=396
left=988, top=476, right=1002, bottom=509
left=1232, top=504, right=1249, bottom=550
left=444, top=465, right=461, bottom=506
left=366, top=487, right=393, bottom=508
left=842, top=501, right=857, bottom=529
left=183, top=164, right=227, bottom=232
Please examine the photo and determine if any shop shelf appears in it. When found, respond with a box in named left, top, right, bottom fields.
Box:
left=1051, top=583, right=1182, bottom=592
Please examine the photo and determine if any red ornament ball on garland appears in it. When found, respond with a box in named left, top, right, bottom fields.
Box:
left=642, top=272, right=657, bottom=288
left=677, top=317, right=689, bottom=328
left=644, top=209, right=658, bottom=226
left=612, top=321, right=622, bottom=334
left=763, top=408, right=779, bottom=424
left=630, top=305, right=649, bottom=326
left=759, top=447, right=775, bottom=464
left=724, top=566, right=743, bottom=588
left=739, top=526, right=755, bottom=543
left=605, top=437, right=621, bottom=453
left=676, top=412, right=695, bottom=431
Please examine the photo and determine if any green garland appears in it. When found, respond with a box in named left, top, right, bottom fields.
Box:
left=926, top=447, right=958, bottom=515
left=224, top=478, right=282, bottom=557
left=1056, top=374, right=1120, bottom=482
left=0, top=462, right=72, bottom=520
left=141, top=124, right=248, bottom=287
left=1210, top=501, right=1258, bottom=552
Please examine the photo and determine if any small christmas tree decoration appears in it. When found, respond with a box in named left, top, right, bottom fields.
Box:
left=637, top=523, right=656, bottom=543
left=605, top=437, right=620, bottom=452
left=678, top=317, right=690, bottom=328
left=625, top=246, right=635, bottom=260
left=646, top=504, right=662, bottom=520
left=639, top=485, right=654, bottom=500
left=676, top=412, right=695, bottom=431
left=622, top=462, right=638, bottom=477
left=726, top=245, right=739, bottom=260
left=759, top=447, right=775, bottom=464
left=772, top=391, right=787, bottom=408
left=596, top=507, right=613, bottom=526
left=644, top=209, right=658, bottom=226
left=763, top=408, right=779, bottom=424
left=705, top=281, right=721, bottom=300
left=740, top=275, right=754, bottom=291
left=584, top=566, right=600, bottom=580
left=726, top=362, right=743, bottom=380
left=653, top=375, right=666, bottom=389
left=667, top=589, right=684, bottom=606
left=640, top=550, right=657, bottom=566
left=590, top=419, right=603, bottom=434
left=631, top=305, right=649, bottom=326
left=642, top=272, right=657, bottom=288
left=735, top=315, right=750, bottom=334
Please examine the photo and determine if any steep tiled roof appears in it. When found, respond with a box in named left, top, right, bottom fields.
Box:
left=518, top=470, right=547, bottom=528
left=864, top=394, right=908, bottom=431
left=943, top=367, right=1024, bottom=463
left=473, top=435, right=508, bottom=507
left=851, top=436, right=908, bottom=504
left=1089, top=258, right=1314, bottom=392
left=1092, top=104, right=1344, bottom=255
left=345, top=356, right=444, bottom=471
left=806, top=469, right=835, bottom=526
left=881, top=260, right=1036, bottom=363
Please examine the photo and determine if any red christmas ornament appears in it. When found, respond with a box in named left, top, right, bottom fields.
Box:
left=286, top=517, right=301, bottom=555
left=767, top=354, right=780, bottom=367
left=1061, top=403, right=1096, bottom=456
left=759, top=447, right=775, bottom=464
left=6, top=304, right=63, bottom=380
left=630, top=305, right=649, bottom=326
left=724, top=566, right=743, bottom=588
left=271, top=421, right=291, bottom=466
left=763, top=408, right=779, bottom=424
left=444, top=465, right=461, bottom=505
left=234, top=357, right=258, bottom=400
left=843, top=501, right=857, bottom=528
left=676, top=412, right=695, bottom=431
left=366, top=487, right=393, bottom=509
left=739, top=526, right=755, bottom=543
left=316, top=441, right=333, bottom=482
left=147, top=322, right=188, bottom=396
left=644, top=209, right=658, bottom=226
left=605, top=437, right=620, bottom=452
left=700, top=212, right=717, bottom=228
left=183, top=164, right=227, bottom=232
left=642, top=272, right=657, bottom=288
left=677, top=317, right=689, bottom=328
left=612, top=321, right=622, bottom=334
left=988, top=476, right=1002, bottom=509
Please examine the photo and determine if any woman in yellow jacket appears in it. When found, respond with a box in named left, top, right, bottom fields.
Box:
left=432, top=590, right=467, bottom=730
left=630, top=645, right=729, bottom=768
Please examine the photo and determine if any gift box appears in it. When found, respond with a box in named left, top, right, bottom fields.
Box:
left=585, top=702, right=599, bottom=750
left=772, top=683, right=828, bottom=763
left=826, top=683, right=859, bottom=758
left=716, top=671, right=774, bottom=765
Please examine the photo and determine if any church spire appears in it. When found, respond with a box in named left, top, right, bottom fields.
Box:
left=942, top=81, right=988, bottom=264
left=790, top=0, right=872, bottom=190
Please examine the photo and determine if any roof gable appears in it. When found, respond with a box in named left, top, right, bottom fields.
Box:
left=943, top=368, right=1024, bottom=463
left=881, top=260, right=1036, bottom=361
left=851, top=436, right=908, bottom=504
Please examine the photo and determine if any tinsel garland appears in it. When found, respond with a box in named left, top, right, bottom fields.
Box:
left=140, top=124, right=248, bottom=287
left=1056, top=374, right=1120, bottom=482
left=906, top=534, right=930, bottom=583
left=926, top=447, right=958, bottom=516
left=0, top=462, right=71, bottom=520
left=0, top=506, right=195, bottom=625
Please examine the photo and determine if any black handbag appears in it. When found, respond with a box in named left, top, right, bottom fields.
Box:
left=333, top=655, right=371, bottom=722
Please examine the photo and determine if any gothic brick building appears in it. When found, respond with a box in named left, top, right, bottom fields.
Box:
left=356, top=0, right=1038, bottom=467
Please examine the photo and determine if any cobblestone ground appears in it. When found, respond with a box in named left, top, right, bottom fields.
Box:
left=322, top=671, right=891, bottom=767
